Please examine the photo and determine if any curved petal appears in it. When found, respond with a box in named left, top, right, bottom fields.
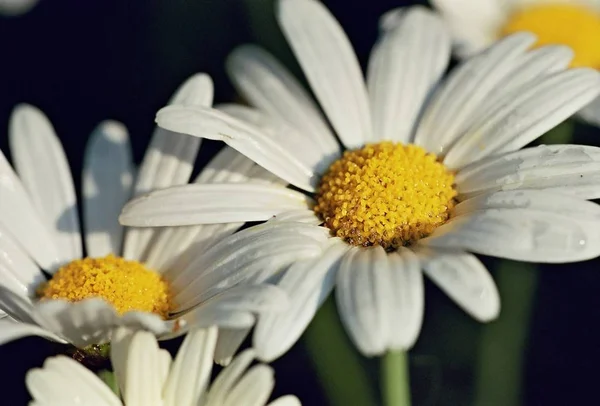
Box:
left=0, top=285, right=36, bottom=324
left=9, top=104, right=81, bottom=265
left=277, top=0, right=372, bottom=148
left=268, top=396, right=302, bottom=406
left=0, top=150, right=59, bottom=271
left=120, top=183, right=311, bottom=227
left=421, top=190, right=600, bottom=263
left=0, top=319, right=63, bottom=345
left=456, top=144, right=600, bottom=199
left=268, top=209, right=322, bottom=225
left=0, top=225, right=45, bottom=296
left=414, top=33, right=537, bottom=154
left=225, top=46, right=340, bottom=159
left=367, top=6, right=450, bottom=143
left=170, top=222, right=328, bottom=310
left=27, top=356, right=121, bottom=406
left=123, top=73, right=213, bottom=260
left=221, top=365, right=274, bottom=406
left=217, top=103, right=331, bottom=174
left=83, top=120, right=133, bottom=257
left=214, top=328, right=251, bottom=366
left=163, top=327, right=217, bottom=406
left=155, top=105, right=317, bottom=191
left=336, top=246, right=394, bottom=356
left=578, top=94, right=600, bottom=126
left=418, top=248, right=499, bottom=321
left=254, top=239, right=349, bottom=361
left=205, top=349, right=256, bottom=404
left=444, top=68, right=600, bottom=169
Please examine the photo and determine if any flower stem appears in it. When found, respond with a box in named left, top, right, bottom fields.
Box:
left=97, top=370, right=120, bottom=397
left=381, top=350, right=411, bottom=406
left=303, top=296, right=377, bottom=406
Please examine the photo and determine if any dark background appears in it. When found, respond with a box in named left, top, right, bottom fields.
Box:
left=1, top=0, right=599, bottom=404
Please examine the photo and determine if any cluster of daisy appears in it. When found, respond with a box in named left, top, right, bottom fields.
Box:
left=3, top=0, right=600, bottom=404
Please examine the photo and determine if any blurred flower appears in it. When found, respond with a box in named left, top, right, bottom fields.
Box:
left=0, top=74, right=287, bottom=353
left=120, top=0, right=600, bottom=360
left=26, top=327, right=300, bottom=406
left=424, top=0, right=600, bottom=125
left=0, top=0, right=37, bottom=16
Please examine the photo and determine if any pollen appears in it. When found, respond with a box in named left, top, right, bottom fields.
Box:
left=501, top=3, right=600, bottom=68
left=314, top=142, right=456, bottom=250
left=37, top=254, right=174, bottom=318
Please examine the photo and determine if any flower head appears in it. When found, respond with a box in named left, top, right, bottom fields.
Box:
left=120, top=0, right=600, bottom=359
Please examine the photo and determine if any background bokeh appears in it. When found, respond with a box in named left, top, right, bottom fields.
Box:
left=1, top=0, right=599, bottom=404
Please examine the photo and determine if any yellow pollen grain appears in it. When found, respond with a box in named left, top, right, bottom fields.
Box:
left=314, top=142, right=457, bottom=250
left=501, top=3, right=600, bottom=68
left=37, top=254, right=174, bottom=318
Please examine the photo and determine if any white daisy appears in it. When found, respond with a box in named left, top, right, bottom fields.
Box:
left=0, top=73, right=291, bottom=352
left=26, top=327, right=300, bottom=406
left=120, top=0, right=600, bottom=361
left=422, top=0, right=600, bottom=125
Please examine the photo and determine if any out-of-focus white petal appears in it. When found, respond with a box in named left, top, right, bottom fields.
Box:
left=83, top=120, right=133, bottom=257
left=9, top=104, right=81, bottom=265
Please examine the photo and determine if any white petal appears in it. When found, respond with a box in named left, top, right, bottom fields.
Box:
left=335, top=246, right=392, bottom=356
left=83, top=120, right=133, bottom=257
left=268, top=209, right=323, bottom=225
left=26, top=356, right=121, bottom=406
left=214, top=328, right=251, bottom=366
left=9, top=104, right=81, bottom=265
left=277, top=0, right=371, bottom=148
left=217, top=103, right=330, bottom=174
left=0, top=225, right=45, bottom=296
left=456, top=144, right=600, bottom=199
left=120, top=331, right=163, bottom=406
left=206, top=349, right=256, bottom=405
left=0, top=285, right=37, bottom=324
left=222, top=365, right=274, bottom=406
left=414, top=32, right=537, bottom=154
left=444, top=68, right=600, bottom=168
left=0, top=149, right=59, bottom=271
left=120, top=311, right=173, bottom=337
left=0, top=319, right=63, bottom=345
left=253, top=239, right=349, bottom=361
left=418, top=248, right=499, bottom=321
left=385, top=248, right=424, bottom=350
left=33, top=299, right=121, bottom=347
left=155, top=105, right=317, bottom=191
left=194, top=145, right=256, bottom=184
left=421, top=190, right=600, bottom=263
left=267, top=396, right=302, bottom=406
left=578, top=94, right=600, bottom=126
left=226, top=45, right=340, bottom=159
left=170, top=222, right=328, bottom=310
left=429, top=0, right=507, bottom=57
left=163, top=327, right=217, bottom=406
left=123, top=74, right=213, bottom=260
left=367, top=7, right=450, bottom=143
left=120, top=183, right=311, bottom=227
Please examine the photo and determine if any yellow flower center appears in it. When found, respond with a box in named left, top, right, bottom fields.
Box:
left=501, top=3, right=600, bottom=68
left=37, top=254, right=174, bottom=318
left=314, top=142, right=457, bottom=250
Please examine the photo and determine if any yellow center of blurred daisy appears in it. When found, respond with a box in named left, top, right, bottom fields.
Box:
left=37, top=254, right=174, bottom=318
left=314, top=142, right=457, bottom=250
left=501, top=3, right=600, bottom=68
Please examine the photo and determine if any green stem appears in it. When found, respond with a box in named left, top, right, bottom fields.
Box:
left=474, top=261, right=538, bottom=406
left=381, top=350, right=411, bottom=406
left=303, top=296, right=377, bottom=406
left=97, top=370, right=120, bottom=397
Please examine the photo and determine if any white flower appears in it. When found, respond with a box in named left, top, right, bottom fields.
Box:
left=26, top=327, right=300, bottom=406
left=120, top=0, right=600, bottom=360
left=424, top=0, right=600, bottom=125
left=0, top=73, right=288, bottom=351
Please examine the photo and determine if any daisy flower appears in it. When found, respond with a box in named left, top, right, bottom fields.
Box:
left=26, top=327, right=300, bottom=406
left=423, top=0, right=600, bottom=125
left=0, top=73, right=290, bottom=352
left=120, top=0, right=600, bottom=360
